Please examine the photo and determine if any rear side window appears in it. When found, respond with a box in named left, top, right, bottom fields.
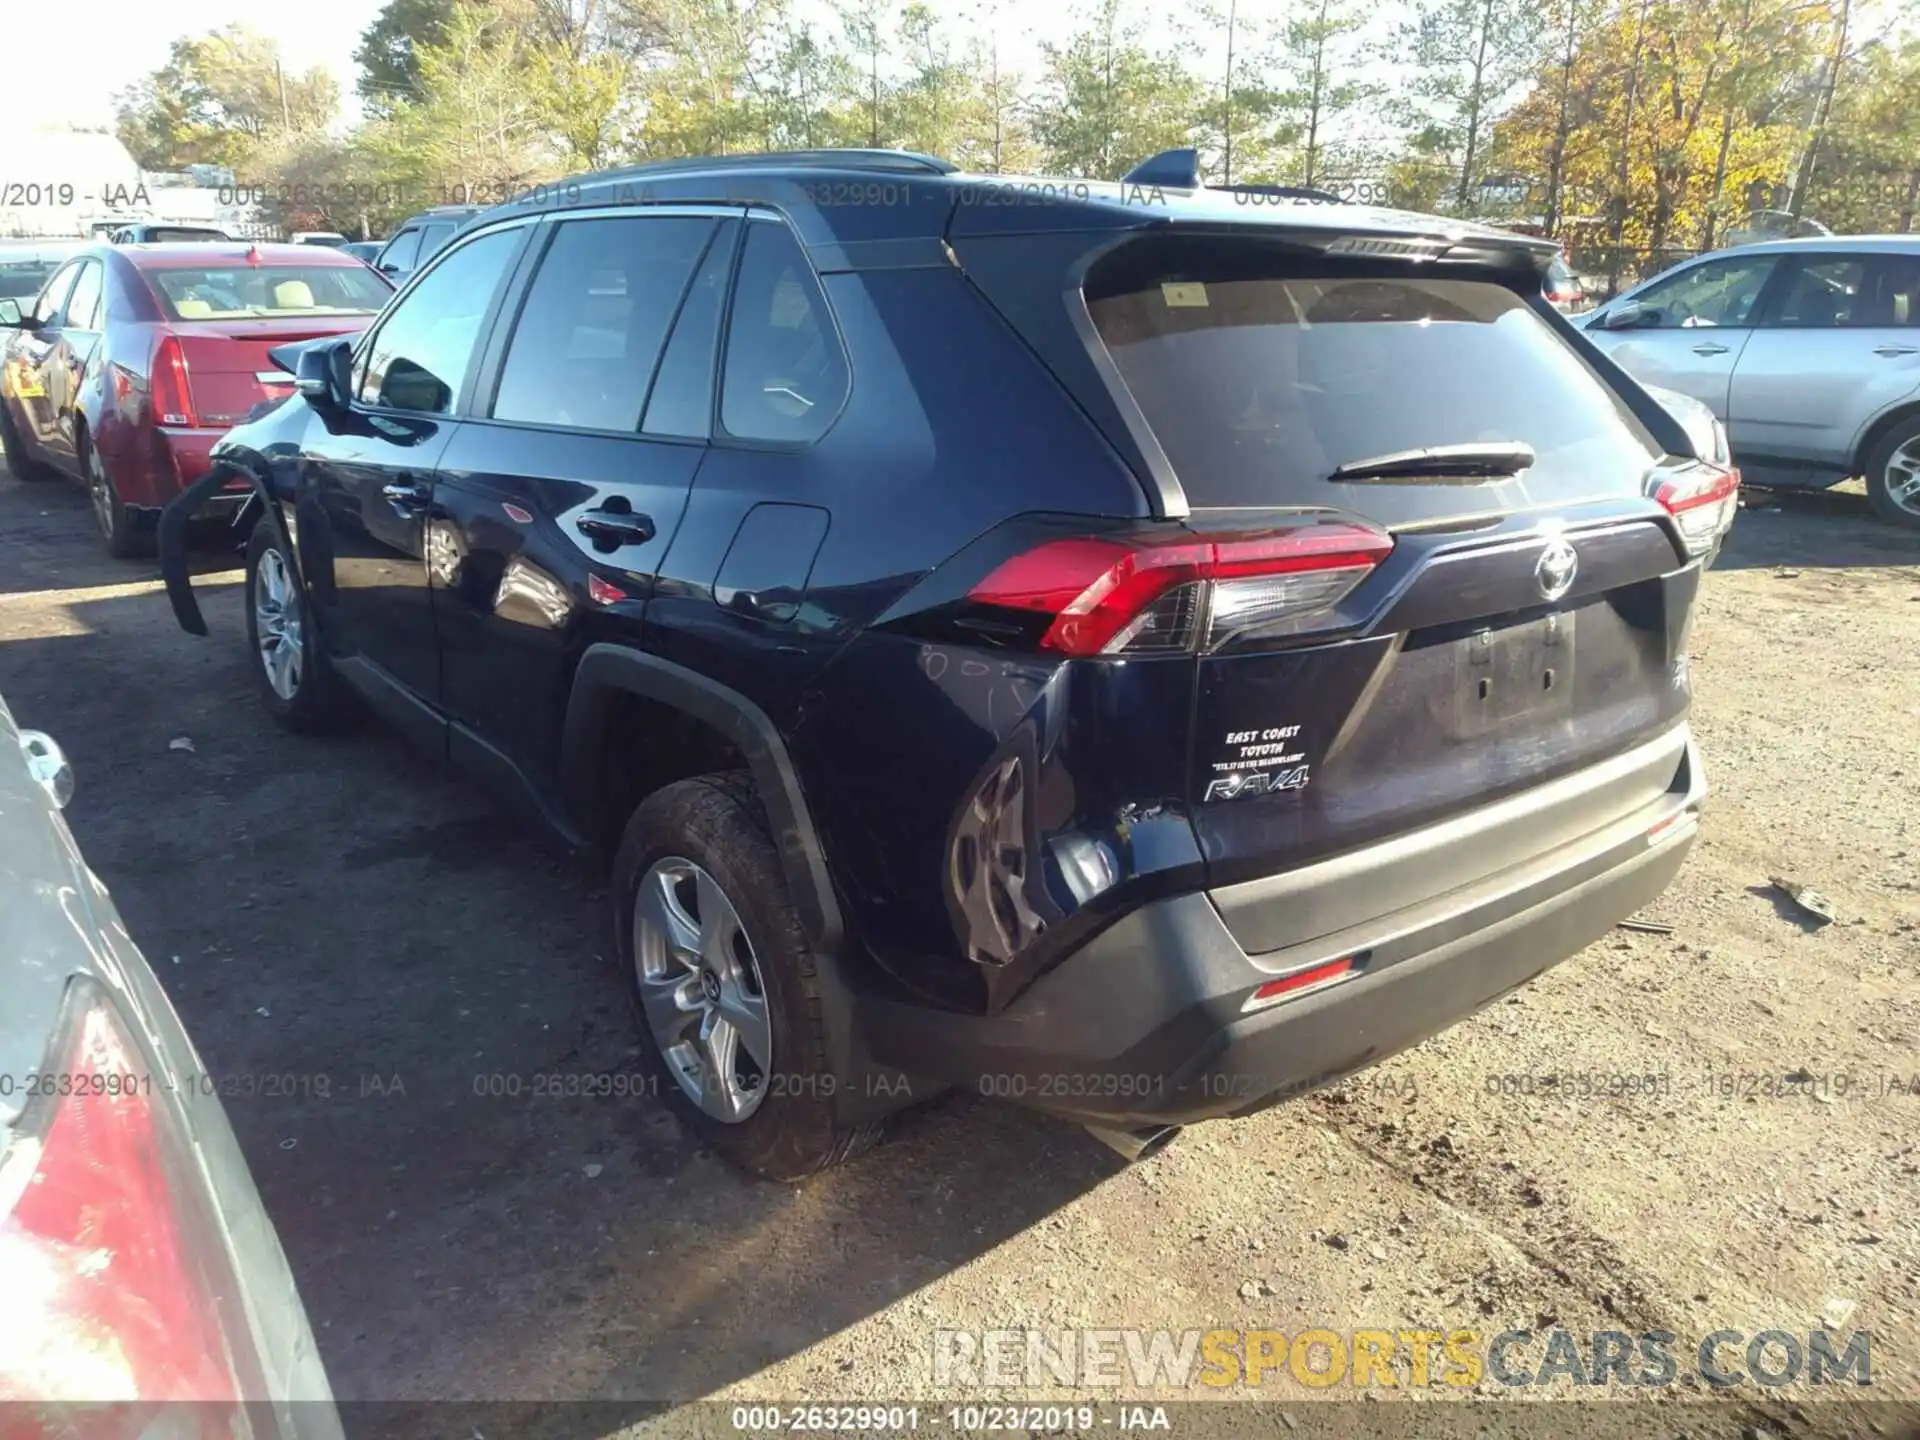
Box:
left=719, top=219, right=848, bottom=444
left=419, top=225, right=454, bottom=262
left=492, top=216, right=715, bottom=433
left=1086, top=249, right=1661, bottom=515
left=358, top=228, right=521, bottom=413
left=1767, top=257, right=1866, bottom=327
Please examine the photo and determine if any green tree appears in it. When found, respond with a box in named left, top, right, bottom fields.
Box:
left=838, top=0, right=896, bottom=145
left=1192, top=0, right=1288, bottom=184
left=115, top=27, right=337, bottom=170
left=354, top=1, right=557, bottom=206
left=354, top=0, right=457, bottom=115
left=1280, top=0, right=1378, bottom=187
left=1029, top=0, right=1202, bottom=178
left=1392, top=0, right=1545, bottom=212
left=893, top=4, right=978, bottom=157
left=953, top=0, right=1041, bottom=171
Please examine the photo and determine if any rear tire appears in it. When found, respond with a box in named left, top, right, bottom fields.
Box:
left=1864, top=415, right=1920, bottom=530
left=244, top=518, right=351, bottom=733
left=614, top=772, right=882, bottom=1181
left=0, top=402, right=52, bottom=482
left=85, top=437, right=151, bottom=559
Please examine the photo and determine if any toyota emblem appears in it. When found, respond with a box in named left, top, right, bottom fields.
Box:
left=1535, top=537, right=1578, bottom=601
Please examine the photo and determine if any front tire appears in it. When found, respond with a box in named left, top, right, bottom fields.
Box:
left=1864, top=415, right=1920, bottom=530
left=244, top=518, right=349, bottom=732
left=614, top=773, right=881, bottom=1181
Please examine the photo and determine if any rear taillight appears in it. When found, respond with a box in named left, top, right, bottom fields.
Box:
left=1654, top=460, right=1740, bottom=557
left=967, top=520, right=1393, bottom=657
left=151, top=336, right=198, bottom=428
left=1, top=980, right=250, bottom=1420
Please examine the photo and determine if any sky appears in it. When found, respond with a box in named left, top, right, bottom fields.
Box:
left=14, top=0, right=390, bottom=129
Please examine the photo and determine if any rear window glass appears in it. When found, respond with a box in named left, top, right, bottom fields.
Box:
left=147, top=265, right=391, bottom=320
left=1086, top=249, right=1660, bottom=517
left=147, top=228, right=228, bottom=242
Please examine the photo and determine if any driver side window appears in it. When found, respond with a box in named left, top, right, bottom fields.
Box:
left=356, top=227, right=522, bottom=414
left=1632, top=255, right=1777, bottom=329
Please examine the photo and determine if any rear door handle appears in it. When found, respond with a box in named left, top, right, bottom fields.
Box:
left=575, top=507, right=656, bottom=549
left=1874, top=344, right=1919, bottom=357
left=1691, top=342, right=1730, bottom=355
left=381, top=477, right=430, bottom=513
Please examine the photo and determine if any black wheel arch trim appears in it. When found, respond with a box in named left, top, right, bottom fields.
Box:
left=561, top=644, right=844, bottom=956
left=158, top=451, right=298, bottom=637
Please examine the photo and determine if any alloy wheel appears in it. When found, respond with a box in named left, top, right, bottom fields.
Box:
left=632, top=857, right=772, bottom=1122
left=87, top=449, right=116, bottom=541
left=1885, top=438, right=1920, bottom=518
left=253, top=547, right=304, bottom=700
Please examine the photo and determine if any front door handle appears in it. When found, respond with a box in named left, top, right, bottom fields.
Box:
left=1874, top=344, right=1919, bottom=357
left=381, top=477, right=430, bottom=513
left=1691, top=342, right=1730, bottom=356
left=576, top=507, right=656, bottom=550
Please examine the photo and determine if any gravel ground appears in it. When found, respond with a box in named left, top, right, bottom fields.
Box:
left=0, top=466, right=1915, bottom=1440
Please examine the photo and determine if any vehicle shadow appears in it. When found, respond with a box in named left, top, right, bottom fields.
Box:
left=1711, top=485, right=1920, bottom=572
left=0, top=569, right=1123, bottom=1434
left=0, top=470, right=249, bottom=596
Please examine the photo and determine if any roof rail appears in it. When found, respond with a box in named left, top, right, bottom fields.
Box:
left=1213, top=182, right=1347, bottom=204
left=1122, top=148, right=1202, bottom=189
left=587, top=149, right=957, bottom=185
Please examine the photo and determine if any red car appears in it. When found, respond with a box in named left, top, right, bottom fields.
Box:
left=0, top=243, right=392, bottom=556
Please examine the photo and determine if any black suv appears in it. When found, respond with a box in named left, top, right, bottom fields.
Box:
left=162, top=149, right=1729, bottom=1179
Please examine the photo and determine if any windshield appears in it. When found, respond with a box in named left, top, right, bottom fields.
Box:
left=147, top=264, right=390, bottom=320
left=1085, top=242, right=1661, bottom=519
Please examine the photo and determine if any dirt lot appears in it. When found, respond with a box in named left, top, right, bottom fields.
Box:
left=0, top=467, right=1916, bottom=1439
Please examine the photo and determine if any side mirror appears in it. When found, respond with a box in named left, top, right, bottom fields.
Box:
left=1595, top=301, right=1651, bottom=331
left=295, top=339, right=353, bottom=410
left=0, top=299, right=22, bottom=327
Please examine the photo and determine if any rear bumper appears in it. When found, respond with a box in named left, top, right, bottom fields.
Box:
left=124, top=428, right=250, bottom=525
left=863, top=729, right=1705, bottom=1128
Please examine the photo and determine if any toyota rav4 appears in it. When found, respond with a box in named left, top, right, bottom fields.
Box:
left=160, top=148, right=1730, bottom=1179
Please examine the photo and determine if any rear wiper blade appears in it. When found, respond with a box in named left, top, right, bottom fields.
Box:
left=1328, top=441, right=1536, bottom=483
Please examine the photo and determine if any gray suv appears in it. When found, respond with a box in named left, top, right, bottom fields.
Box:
left=370, top=205, right=480, bottom=283
left=1582, top=236, right=1920, bottom=528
